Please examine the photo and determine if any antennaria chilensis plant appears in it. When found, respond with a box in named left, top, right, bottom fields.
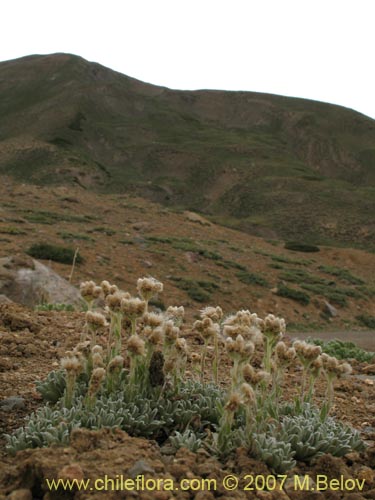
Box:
left=5, top=278, right=365, bottom=472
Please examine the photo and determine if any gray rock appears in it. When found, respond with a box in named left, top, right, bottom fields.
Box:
left=0, top=254, right=82, bottom=308
left=127, top=459, right=155, bottom=477
left=0, top=396, right=25, bottom=412
left=0, top=294, right=12, bottom=304
left=324, top=301, right=338, bottom=317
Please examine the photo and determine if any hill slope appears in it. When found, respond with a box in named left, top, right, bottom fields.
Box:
left=0, top=178, right=374, bottom=333
left=0, top=53, right=374, bottom=248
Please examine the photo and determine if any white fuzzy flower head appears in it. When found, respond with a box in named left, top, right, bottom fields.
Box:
left=261, top=314, right=286, bottom=341
left=108, top=355, right=124, bottom=372
left=166, top=306, right=185, bottom=323
left=127, top=335, right=146, bottom=356
left=106, top=291, right=130, bottom=312
left=200, top=306, right=223, bottom=323
left=80, top=281, right=97, bottom=301
left=86, top=311, right=108, bottom=329
left=137, top=277, right=163, bottom=301
left=294, top=341, right=322, bottom=362
left=164, top=320, right=180, bottom=343
left=121, top=297, right=147, bottom=319
left=224, top=393, right=242, bottom=413
left=61, top=355, right=82, bottom=375
left=143, top=312, right=164, bottom=328
left=193, top=317, right=219, bottom=341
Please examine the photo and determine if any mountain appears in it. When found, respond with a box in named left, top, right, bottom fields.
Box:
left=0, top=53, right=374, bottom=249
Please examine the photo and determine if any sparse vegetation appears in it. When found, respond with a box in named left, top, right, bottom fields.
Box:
left=88, top=227, right=116, bottom=236
left=22, top=210, right=96, bottom=225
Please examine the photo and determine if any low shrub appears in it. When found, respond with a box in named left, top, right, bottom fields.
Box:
left=285, top=241, right=320, bottom=253
left=276, top=284, right=310, bottom=305
left=27, top=243, right=83, bottom=265
left=236, top=271, right=269, bottom=287
left=307, top=338, right=374, bottom=363
left=356, top=314, right=375, bottom=329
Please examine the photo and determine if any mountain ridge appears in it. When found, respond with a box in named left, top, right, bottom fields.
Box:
left=0, top=53, right=374, bottom=249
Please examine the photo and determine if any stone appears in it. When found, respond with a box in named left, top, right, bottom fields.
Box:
left=127, top=459, right=155, bottom=477
left=323, top=301, right=338, bottom=317
left=0, top=294, right=12, bottom=304
left=184, top=211, right=211, bottom=226
left=0, top=254, right=82, bottom=308
left=7, top=489, right=32, bottom=500
left=0, top=396, right=25, bottom=411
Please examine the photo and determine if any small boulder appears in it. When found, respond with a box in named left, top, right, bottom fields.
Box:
left=0, top=254, right=82, bottom=308
left=323, top=301, right=338, bottom=317
left=184, top=211, right=211, bottom=226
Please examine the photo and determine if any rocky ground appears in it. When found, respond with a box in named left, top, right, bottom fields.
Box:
left=0, top=303, right=374, bottom=499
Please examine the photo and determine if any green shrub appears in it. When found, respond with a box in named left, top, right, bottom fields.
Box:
left=285, top=241, right=320, bottom=253
left=236, top=271, right=269, bottom=287
left=356, top=314, right=375, bottom=329
left=35, top=303, right=76, bottom=312
left=276, top=284, right=310, bottom=305
left=0, top=226, right=27, bottom=235
left=318, top=265, right=365, bottom=285
left=170, top=277, right=218, bottom=302
left=307, top=338, right=374, bottom=363
left=27, top=243, right=83, bottom=264
left=88, top=227, right=116, bottom=236
left=279, top=269, right=333, bottom=286
left=58, top=232, right=94, bottom=242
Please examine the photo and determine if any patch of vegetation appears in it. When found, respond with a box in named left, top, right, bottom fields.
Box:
left=22, top=210, right=97, bottom=225
left=236, top=270, right=269, bottom=287
left=88, top=227, right=116, bottom=236
left=300, top=283, right=364, bottom=307
left=118, top=239, right=135, bottom=245
left=307, top=338, right=374, bottom=363
left=278, top=268, right=365, bottom=307
left=284, top=241, right=320, bottom=253
left=276, top=284, right=310, bottom=305
left=58, top=232, right=94, bottom=242
left=148, top=297, right=166, bottom=311
left=270, top=254, right=313, bottom=266
left=170, top=277, right=218, bottom=302
left=147, top=236, right=223, bottom=261
left=0, top=226, right=27, bottom=235
left=356, top=314, right=375, bottom=329
left=35, top=303, right=76, bottom=312
left=279, top=269, right=333, bottom=286
left=318, top=265, right=365, bottom=285
left=27, top=243, right=83, bottom=265
left=359, top=285, right=375, bottom=298
left=269, top=263, right=283, bottom=269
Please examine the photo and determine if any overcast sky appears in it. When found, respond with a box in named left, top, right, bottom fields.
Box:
left=1, top=0, right=374, bottom=119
